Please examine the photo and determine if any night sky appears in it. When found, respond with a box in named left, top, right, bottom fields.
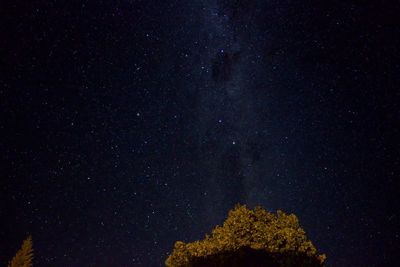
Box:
left=1, top=1, right=400, bottom=266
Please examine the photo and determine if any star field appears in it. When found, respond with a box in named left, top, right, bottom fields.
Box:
left=1, top=1, right=400, bottom=266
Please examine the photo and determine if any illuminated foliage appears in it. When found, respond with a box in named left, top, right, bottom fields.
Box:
left=166, top=205, right=326, bottom=267
left=8, top=236, right=33, bottom=267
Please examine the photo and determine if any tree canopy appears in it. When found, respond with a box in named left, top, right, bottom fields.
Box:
left=165, top=205, right=326, bottom=267
left=8, top=236, right=33, bottom=267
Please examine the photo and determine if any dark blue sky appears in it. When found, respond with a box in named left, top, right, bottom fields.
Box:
left=1, top=1, right=399, bottom=266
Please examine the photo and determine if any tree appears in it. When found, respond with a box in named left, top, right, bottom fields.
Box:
left=8, top=236, right=33, bottom=267
left=165, top=205, right=326, bottom=267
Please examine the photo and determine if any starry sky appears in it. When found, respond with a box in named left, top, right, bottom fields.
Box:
left=1, top=1, right=400, bottom=266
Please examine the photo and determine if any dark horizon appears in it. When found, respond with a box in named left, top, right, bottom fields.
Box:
left=1, top=1, right=399, bottom=266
